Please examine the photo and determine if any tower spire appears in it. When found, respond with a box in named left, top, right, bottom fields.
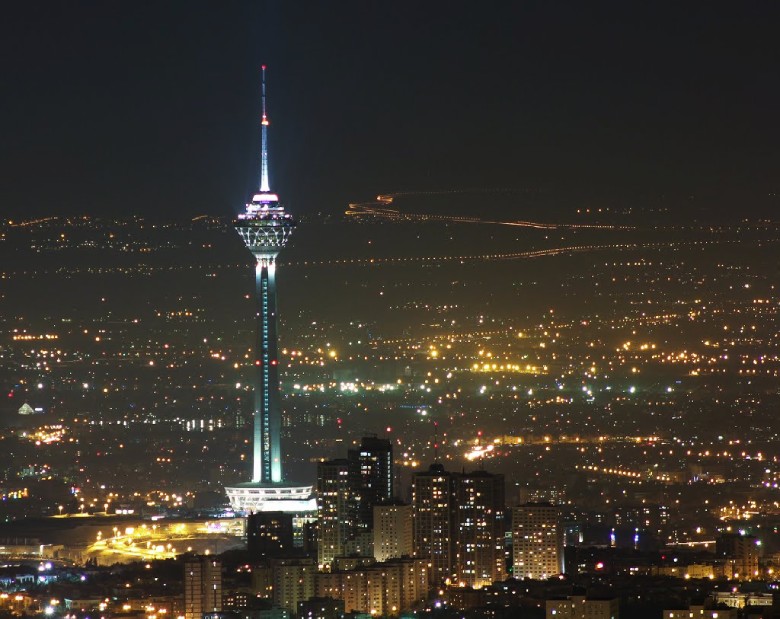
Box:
left=260, top=65, right=270, bottom=193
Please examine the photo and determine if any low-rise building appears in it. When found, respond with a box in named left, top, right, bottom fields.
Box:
left=546, top=595, right=618, bottom=619
left=664, top=606, right=737, bottom=619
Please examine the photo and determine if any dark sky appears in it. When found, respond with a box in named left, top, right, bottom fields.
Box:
left=2, top=1, right=779, bottom=219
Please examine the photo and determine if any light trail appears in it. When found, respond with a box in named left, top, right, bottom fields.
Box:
left=284, top=237, right=777, bottom=268
left=346, top=190, right=627, bottom=230
left=6, top=216, right=61, bottom=227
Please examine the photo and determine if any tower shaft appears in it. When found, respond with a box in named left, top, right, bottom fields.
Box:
left=253, top=259, right=282, bottom=483
left=233, top=64, right=295, bottom=488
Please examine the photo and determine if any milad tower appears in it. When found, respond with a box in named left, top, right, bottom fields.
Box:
left=225, top=67, right=316, bottom=515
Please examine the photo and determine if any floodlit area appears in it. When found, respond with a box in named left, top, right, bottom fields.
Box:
left=83, top=519, right=244, bottom=564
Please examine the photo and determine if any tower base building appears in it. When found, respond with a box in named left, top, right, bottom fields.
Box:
left=226, top=482, right=317, bottom=514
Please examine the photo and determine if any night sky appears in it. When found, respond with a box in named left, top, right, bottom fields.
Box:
left=2, top=1, right=779, bottom=219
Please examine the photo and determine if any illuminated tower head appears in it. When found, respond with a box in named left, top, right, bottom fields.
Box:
left=234, top=66, right=295, bottom=484
left=236, top=65, right=296, bottom=267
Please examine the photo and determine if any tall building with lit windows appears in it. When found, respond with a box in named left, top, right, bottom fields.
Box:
left=413, top=466, right=506, bottom=588
left=224, top=67, right=316, bottom=515
left=512, top=503, right=564, bottom=579
left=315, top=435, right=395, bottom=567
left=716, top=533, right=760, bottom=580
left=455, top=470, right=505, bottom=588
left=317, top=459, right=356, bottom=567
left=373, top=501, right=413, bottom=562
left=184, top=556, right=222, bottom=619
left=412, top=463, right=457, bottom=585
left=348, top=435, right=393, bottom=529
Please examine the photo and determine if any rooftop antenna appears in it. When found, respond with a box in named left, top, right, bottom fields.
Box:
left=260, top=65, right=270, bottom=193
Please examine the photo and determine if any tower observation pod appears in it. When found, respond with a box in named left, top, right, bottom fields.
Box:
left=226, top=67, right=316, bottom=517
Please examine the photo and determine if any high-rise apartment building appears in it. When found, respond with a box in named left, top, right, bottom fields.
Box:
left=348, top=435, right=393, bottom=529
left=413, top=465, right=507, bottom=588
left=247, top=511, right=295, bottom=561
left=272, top=558, right=316, bottom=614
left=315, top=435, right=396, bottom=566
left=184, top=557, right=222, bottom=619
left=317, top=459, right=356, bottom=567
left=412, top=463, right=457, bottom=585
left=716, top=533, right=760, bottom=580
left=373, top=501, right=413, bottom=562
left=455, top=470, right=505, bottom=588
left=512, top=503, right=563, bottom=579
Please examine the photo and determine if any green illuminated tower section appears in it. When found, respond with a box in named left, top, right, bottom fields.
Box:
left=234, top=65, right=295, bottom=484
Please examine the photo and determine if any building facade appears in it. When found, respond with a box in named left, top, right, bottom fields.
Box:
left=716, top=533, right=760, bottom=580
left=313, top=558, right=429, bottom=617
left=317, top=459, right=356, bottom=567
left=373, top=501, right=413, bottom=562
left=512, top=503, right=563, bottom=580
left=413, top=464, right=507, bottom=588
left=412, top=464, right=457, bottom=585
left=546, top=596, right=619, bottom=619
left=348, top=435, right=393, bottom=530
left=272, top=558, right=316, bottom=615
left=184, top=557, right=222, bottom=619
left=247, top=511, right=295, bottom=561
left=455, top=470, right=505, bottom=588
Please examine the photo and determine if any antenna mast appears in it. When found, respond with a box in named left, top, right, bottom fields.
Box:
left=260, top=65, right=270, bottom=193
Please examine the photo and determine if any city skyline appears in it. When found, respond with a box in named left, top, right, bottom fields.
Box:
left=2, top=4, right=780, bottom=618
